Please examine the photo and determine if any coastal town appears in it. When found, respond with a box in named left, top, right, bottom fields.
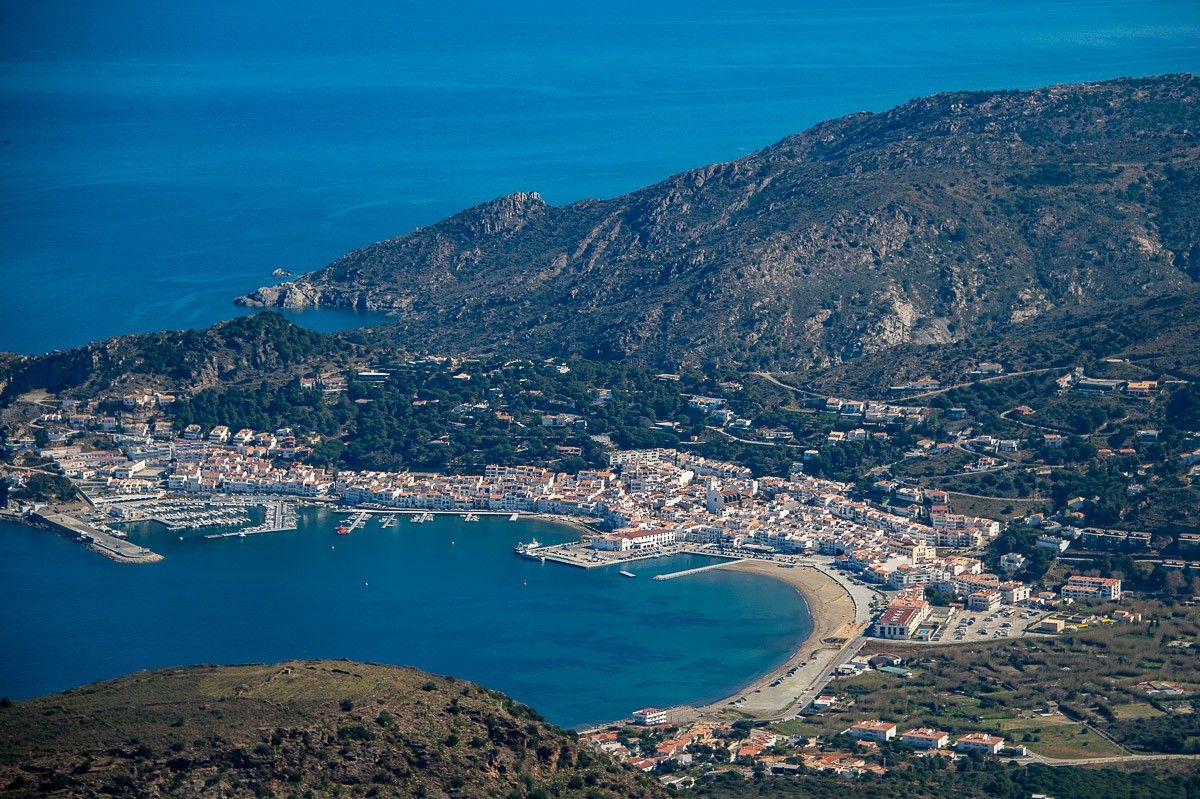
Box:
left=3, top=414, right=1121, bottom=679
left=2, top=348, right=1196, bottom=787
left=4, top=28, right=1200, bottom=798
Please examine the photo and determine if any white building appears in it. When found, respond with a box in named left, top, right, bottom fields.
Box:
left=844, top=721, right=897, bottom=742
left=955, top=733, right=1004, bottom=754
left=1061, top=576, right=1122, bottom=601
left=632, top=708, right=668, bottom=726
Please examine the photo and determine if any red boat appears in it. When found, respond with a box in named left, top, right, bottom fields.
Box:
left=335, top=525, right=350, bottom=536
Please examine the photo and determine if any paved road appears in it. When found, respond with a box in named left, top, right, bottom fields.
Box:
left=889, top=367, right=1062, bottom=402
left=706, top=425, right=801, bottom=448
left=1021, top=751, right=1200, bottom=767
left=753, top=368, right=1062, bottom=404
left=751, top=371, right=825, bottom=399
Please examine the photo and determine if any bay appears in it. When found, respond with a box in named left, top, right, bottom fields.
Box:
left=0, top=510, right=810, bottom=728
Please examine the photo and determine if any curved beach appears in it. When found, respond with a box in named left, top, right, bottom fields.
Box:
left=692, top=559, right=866, bottom=721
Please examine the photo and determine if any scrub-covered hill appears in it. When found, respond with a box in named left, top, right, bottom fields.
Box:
left=239, top=75, right=1200, bottom=370
left=0, top=660, right=662, bottom=799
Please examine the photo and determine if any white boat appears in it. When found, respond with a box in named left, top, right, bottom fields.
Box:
left=410, top=512, right=434, bottom=523
left=619, top=570, right=636, bottom=578
left=462, top=513, right=481, bottom=522
left=513, top=538, right=541, bottom=554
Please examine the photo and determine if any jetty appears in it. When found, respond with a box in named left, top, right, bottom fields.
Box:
left=652, top=558, right=744, bottom=580
left=380, top=513, right=399, bottom=527
left=33, top=512, right=163, bottom=564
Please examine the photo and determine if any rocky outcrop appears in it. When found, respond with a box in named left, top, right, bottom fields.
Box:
left=236, top=75, right=1200, bottom=369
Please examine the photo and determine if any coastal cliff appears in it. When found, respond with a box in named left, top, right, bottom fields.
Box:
left=237, top=75, right=1200, bottom=369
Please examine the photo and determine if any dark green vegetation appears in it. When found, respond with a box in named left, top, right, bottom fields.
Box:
left=0, top=661, right=660, bottom=799
left=692, top=761, right=1200, bottom=799
left=0, top=473, right=76, bottom=506
left=0, top=313, right=359, bottom=400
left=239, top=76, right=1199, bottom=370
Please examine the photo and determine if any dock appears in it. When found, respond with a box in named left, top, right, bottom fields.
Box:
left=203, top=501, right=297, bottom=539
left=34, top=512, right=163, bottom=564
left=652, top=558, right=744, bottom=580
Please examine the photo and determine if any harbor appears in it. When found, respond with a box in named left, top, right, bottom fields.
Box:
left=204, top=501, right=298, bottom=539
left=26, top=510, right=163, bottom=564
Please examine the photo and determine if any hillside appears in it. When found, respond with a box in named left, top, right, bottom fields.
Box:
left=0, top=313, right=360, bottom=402
left=238, top=75, right=1200, bottom=370
left=0, top=660, right=661, bottom=799
left=804, top=292, right=1200, bottom=396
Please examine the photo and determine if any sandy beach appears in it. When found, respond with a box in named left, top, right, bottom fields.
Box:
left=689, top=559, right=868, bottom=721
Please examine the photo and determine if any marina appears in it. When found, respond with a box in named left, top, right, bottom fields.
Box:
left=203, top=502, right=297, bottom=539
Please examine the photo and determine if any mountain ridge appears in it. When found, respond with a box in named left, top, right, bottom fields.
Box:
left=237, top=74, right=1200, bottom=370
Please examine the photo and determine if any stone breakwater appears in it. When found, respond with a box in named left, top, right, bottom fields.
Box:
left=26, top=512, right=163, bottom=564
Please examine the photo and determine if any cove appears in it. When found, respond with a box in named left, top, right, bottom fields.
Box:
left=0, top=509, right=810, bottom=728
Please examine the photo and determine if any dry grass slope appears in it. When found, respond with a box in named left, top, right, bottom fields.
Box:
left=0, top=660, right=663, bottom=799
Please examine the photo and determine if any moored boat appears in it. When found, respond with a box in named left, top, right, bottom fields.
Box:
left=513, top=537, right=542, bottom=554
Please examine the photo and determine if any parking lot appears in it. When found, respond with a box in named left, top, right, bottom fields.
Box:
left=892, top=604, right=1051, bottom=645
left=946, top=605, right=1049, bottom=643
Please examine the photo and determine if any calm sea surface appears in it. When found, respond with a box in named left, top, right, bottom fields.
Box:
left=0, top=510, right=809, bottom=727
left=2, top=0, right=1199, bottom=726
left=2, top=1, right=1199, bottom=352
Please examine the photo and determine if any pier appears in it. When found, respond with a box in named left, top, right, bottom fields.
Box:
left=34, top=512, right=163, bottom=564
left=203, top=501, right=297, bottom=539
left=525, top=544, right=736, bottom=571
left=652, top=558, right=744, bottom=580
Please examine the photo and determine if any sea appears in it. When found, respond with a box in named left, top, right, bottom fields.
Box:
left=2, top=1, right=1199, bottom=353
left=2, top=0, right=1199, bottom=723
left=0, top=510, right=809, bottom=727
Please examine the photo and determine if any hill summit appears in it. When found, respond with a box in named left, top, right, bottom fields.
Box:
left=0, top=661, right=662, bottom=798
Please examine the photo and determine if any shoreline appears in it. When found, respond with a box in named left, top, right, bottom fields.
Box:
left=5, top=501, right=861, bottom=726
left=655, top=558, right=866, bottom=728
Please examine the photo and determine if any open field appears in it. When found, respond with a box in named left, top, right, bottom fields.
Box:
left=1017, top=723, right=1125, bottom=759
left=785, top=600, right=1200, bottom=759
left=943, top=492, right=1050, bottom=522
left=1111, top=702, right=1166, bottom=720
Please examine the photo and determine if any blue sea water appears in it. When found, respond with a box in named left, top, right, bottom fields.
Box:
left=1, top=0, right=1199, bottom=726
left=0, top=511, right=809, bottom=727
left=1, top=1, right=1198, bottom=353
